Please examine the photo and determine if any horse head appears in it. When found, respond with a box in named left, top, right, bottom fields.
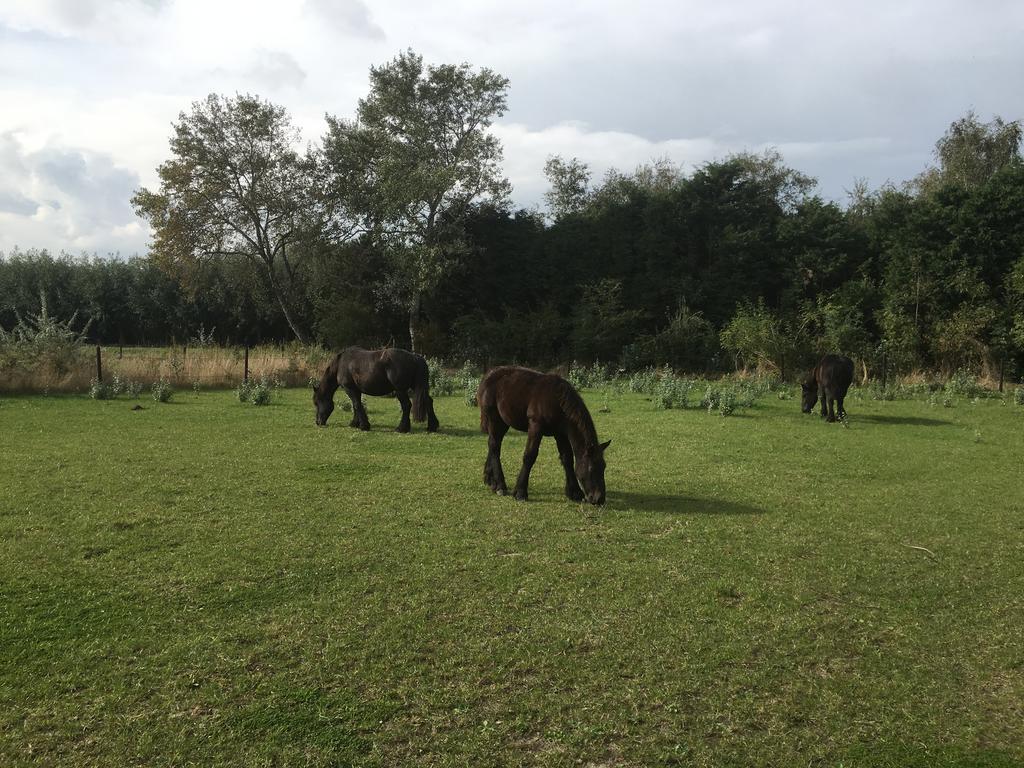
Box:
left=312, top=382, right=334, bottom=426
left=575, top=439, right=610, bottom=505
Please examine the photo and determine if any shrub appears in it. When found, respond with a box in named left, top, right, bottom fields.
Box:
left=464, top=377, right=480, bottom=408
left=628, top=367, right=658, bottom=394
left=702, top=384, right=738, bottom=416
left=654, top=375, right=694, bottom=410
left=567, top=360, right=610, bottom=390
left=427, top=358, right=457, bottom=396
left=1015, top=387, right=1024, bottom=406
left=236, top=375, right=274, bottom=406
left=151, top=379, right=174, bottom=403
left=89, top=378, right=115, bottom=400
left=945, top=368, right=984, bottom=398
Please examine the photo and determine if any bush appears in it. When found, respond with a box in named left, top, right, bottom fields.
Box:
left=236, top=375, right=275, bottom=406
left=702, top=384, right=738, bottom=416
left=654, top=376, right=694, bottom=409
left=89, top=378, right=115, bottom=400
left=151, top=379, right=174, bottom=403
left=628, top=367, right=658, bottom=395
left=945, top=369, right=984, bottom=398
left=1015, top=387, right=1024, bottom=406
left=427, top=358, right=458, bottom=396
left=567, top=360, right=610, bottom=390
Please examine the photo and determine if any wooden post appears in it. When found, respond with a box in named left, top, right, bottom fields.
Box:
left=243, top=346, right=249, bottom=383
left=999, top=357, right=1004, bottom=393
left=95, top=345, right=102, bottom=383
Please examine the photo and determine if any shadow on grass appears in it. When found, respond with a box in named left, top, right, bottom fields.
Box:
left=855, top=414, right=953, bottom=427
left=610, top=491, right=765, bottom=516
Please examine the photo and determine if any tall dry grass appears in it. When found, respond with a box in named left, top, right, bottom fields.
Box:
left=0, top=345, right=333, bottom=394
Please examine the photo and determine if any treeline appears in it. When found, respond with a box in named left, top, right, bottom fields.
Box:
left=2, top=48, right=1022, bottom=381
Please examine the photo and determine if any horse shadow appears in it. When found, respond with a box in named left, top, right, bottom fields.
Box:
left=609, top=490, right=765, bottom=516
left=855, top=414, right=952, bottom=427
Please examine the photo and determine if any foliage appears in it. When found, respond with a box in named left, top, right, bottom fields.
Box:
left=131, top=93, right=319, bottom=342
left=235, top=375, right=277, bottom=406
left=543, top=155, right=592, bottom=220
left=151, top=379, right=174, bottom=403
left=720, top=299, right=798, bottom=376
left=0, top=291, right=91, bottom=375
left=1014, top=387, right=1024, bottom=406
left=88, top=377, right=115, bottom=400
left=323, top=49, right=511, bottom=352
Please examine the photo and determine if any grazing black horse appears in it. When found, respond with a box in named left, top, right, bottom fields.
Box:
left=313, top=347, right=439, bottom=432
left=802, top=354, right=855, bottom=422
left=477, top=366, right=610, bottom=504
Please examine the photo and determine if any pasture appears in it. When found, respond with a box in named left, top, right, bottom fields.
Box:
left=1, top=387, right=1022, bottom=766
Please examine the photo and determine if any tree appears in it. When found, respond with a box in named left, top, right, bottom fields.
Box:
left=132, top=94, right=320, bottom=342
left=543, top=155, right=591, bottom=221
left=916, top=111, right=1022, bottom=193
left=323, top=50, right=511, bottom=352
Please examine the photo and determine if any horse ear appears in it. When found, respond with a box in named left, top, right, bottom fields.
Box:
left=599, top=439, right=611, bottom=453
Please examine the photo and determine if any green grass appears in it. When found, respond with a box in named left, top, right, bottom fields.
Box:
left=1, top=387, right=1022, bottom=767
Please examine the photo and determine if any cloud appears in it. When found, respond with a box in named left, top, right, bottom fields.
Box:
left=0, top=189, right=40, bottom=216
left=0, top=132, right=146, bottom=255
left=494, top=122, right=898, bottom=209
left=304, top=0, right=384, bottom=41
left=242, top=50, right=307, bottom=90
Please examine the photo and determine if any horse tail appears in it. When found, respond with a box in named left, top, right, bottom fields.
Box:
left=412, top=354, right=430, bottom=422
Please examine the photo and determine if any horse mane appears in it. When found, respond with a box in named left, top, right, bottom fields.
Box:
left=556, top=378, right=598, bottom=447
left=317, top=353, right=341, bottom=394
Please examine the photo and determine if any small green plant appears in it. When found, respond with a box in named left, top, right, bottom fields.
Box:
left=628, top=368, right=658, bottom=394
left=427, top=358, right=457, bottom=396
left=464, top=377, right=480, bottom=408
left=151, top=379, right=174, bottom=403
left=192, top=380, right=201, bottom=395
left=124, top=380, right=143, bottom=399
left=1014, top=387, right=1024, bottom=406
left=236, top=376, right=273, bottom=406
left=88, top=378, right=115, bottom=400
left=945, top=368, right=984, bottom=398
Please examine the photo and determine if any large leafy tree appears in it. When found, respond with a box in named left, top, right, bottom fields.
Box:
left=323, top=50, right=511, bottom=351
left=916, top=111, right=1022, bottom=193
left=132, top=94, right=321, bottom=342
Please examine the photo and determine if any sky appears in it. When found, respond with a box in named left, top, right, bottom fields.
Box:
left=1, top=0, right=1022, bottom=257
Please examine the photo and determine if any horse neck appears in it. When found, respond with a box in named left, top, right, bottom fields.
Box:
left=319, top=358, right=341, bottom=396
left=561, top=390, right=598, bottom=460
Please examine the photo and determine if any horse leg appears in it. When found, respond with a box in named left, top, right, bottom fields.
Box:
left=513, top=422, right=543, bottom=502
left=837, top=395, right=846, bottom=419
left=395, top=390, right=412, bottom=433
left=556, top=432, right=584, bottom=502
left=426, top=398, right=439, bottom=433
left=819, top=385, right=828, bottom=420
left=826, top=391, right=837, bottom=423
left=346, top=387, right=370, bottom=431
left=483, top=415, right=509, bottom=495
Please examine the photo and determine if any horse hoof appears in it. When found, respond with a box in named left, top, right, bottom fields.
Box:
left=495, top=488, right=507, bottom=496
left=513, top=491, right=528, bottom=502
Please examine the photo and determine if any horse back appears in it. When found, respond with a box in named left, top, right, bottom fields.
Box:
left=816, top=354, right=855, bottom=396
left=479, top=366, right=572, bottom=434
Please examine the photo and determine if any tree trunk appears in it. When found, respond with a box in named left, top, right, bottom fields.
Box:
left=408, top=291, right=421, bottom=353
left=265, top=266, right=308, bottom=343
left=276, top=292, right=308, bottom=344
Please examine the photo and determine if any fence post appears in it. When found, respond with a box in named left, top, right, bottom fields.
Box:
left=999, top=357, right=1004, bottom=393
left=243, top=346, right=249, bottom=383
left=95, top=345, right=102, bottom=383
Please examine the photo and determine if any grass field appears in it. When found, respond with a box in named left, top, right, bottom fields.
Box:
left=1, top=387, right=1023, bottom=767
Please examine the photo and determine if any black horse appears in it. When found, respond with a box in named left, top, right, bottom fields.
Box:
left=313, top=347, right=438, bottom=432
left=477, top=366, right=610, bottom=504
left=802, top=354, right=855, bottom=422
